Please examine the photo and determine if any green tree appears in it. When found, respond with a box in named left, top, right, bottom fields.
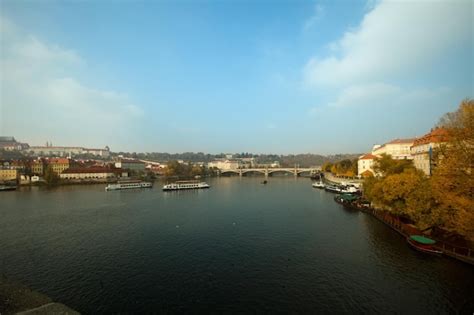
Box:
left=372, top=154, right=414, bottom=176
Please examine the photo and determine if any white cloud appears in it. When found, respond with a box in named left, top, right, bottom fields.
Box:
left=304, top=0, right=472, bottom=87
left=309, top=84, right=453, bottom=113
left=0, top=15, right=143, bottom=149
left=303, top=4, right=325, bottom=31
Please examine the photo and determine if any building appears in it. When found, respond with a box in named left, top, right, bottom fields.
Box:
left=208, top=159, right=242, bottom=170
left=372, top=138, right=417, bottom=160
left=0, top=136, right=29, bottom=151
left=28, top=145, right=110, bottom=158
left=46, top=158, right=72, bottom=174
left=410, top=128, right=448, bottom=176
left=0, top=168, right=19, bottom=182
left=82, top=147, right=110, bottom=158
left=114, top=159, right=146, bottom=172
left=29, top=146, right=84, bottom=157
left=357, top=154, right=377, bottom=177
left=60, top=167, right=116, bottom=180
left=31, top=159, right=45, bottom=176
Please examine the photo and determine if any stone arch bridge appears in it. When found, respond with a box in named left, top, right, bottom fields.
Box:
left=219, top=167, right=321, bottom=177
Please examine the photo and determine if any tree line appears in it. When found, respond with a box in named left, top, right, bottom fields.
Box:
left=363, top=99, right=473, bottom=241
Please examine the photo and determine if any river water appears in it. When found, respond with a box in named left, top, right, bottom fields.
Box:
left=1, top=177, right=473, bottom=313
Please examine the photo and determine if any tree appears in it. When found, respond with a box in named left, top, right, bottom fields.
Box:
left=372, top=154, right=414, bottom=176
left=431, top=99, right=474, bottom=239
left=322, top=162, right=333, bottom=172
left=44, top=165, right=59, bottom=186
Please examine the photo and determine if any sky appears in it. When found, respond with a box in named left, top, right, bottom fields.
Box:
left=0, top=0, right=472, bottom=154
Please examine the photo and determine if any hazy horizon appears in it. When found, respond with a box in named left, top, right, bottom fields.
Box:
left=1, top=0, right=472, bottom=154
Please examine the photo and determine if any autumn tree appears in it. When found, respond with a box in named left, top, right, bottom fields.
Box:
left=431, top=99, right=474, bottom=240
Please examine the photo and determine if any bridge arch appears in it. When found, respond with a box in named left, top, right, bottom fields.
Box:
left=241, top=169, right=266, bottom=176
left=267, top=169, right=295, bottom=176
left=219, top=169, right=241, bottom=176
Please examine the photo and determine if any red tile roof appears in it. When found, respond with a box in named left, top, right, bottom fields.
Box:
left=386, top=138, right=417, bottom=144
left=359, top=154, right=377, bottom=160
left=47, top=158, right=70, bottom=164
left=119, top=159, right=145, bottom=164
left=412, top=128, right=449, bottom=147
left=62, top=167, right=113, bottom=174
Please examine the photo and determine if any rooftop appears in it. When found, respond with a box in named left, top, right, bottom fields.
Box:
left=359, top=153, right=378, bottom=160
left=62, top=167, right=113, bottom=174
left=412, top=128, right=449, bottom=147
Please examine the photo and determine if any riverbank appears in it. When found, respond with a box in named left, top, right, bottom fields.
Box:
left=332, top=194, right=474, bottom=266
left=0, top=277, right=79, bottom=314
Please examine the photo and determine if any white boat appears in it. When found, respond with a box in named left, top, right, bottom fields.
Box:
left=324, top=184, right=343, bottom=193
left=163, top=180, right=210, bottom=191
left=340, top=186, right=359, bottom=194
left=312, top=181, right=325, bottom=189
left=0, top=184, right=17, bottom=191
left=105, top=181, right=152, bottom=191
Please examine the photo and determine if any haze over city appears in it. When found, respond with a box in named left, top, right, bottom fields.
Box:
left=1, top=0, right=472, bottom=153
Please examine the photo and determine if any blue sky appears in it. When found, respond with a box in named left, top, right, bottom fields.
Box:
left=1, top=0, right=472, bottom=154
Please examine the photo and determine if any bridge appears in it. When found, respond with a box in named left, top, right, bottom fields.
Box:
left=219, top=167, right=321, bottom=177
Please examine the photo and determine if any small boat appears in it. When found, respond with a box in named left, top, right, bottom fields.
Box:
left=163, top=180, right=210, bottom=191
left=312, top=181, right=325, bottom=189
left=106, top=180, right=152, bottom=191
left=407, top=235, right=443, bottom=255
left=261, top=180, right=268, bottom=185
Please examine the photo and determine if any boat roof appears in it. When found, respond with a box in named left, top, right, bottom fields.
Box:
left=339, top=194, right=359, bottom=201
left=175, top=180, right=201, bottom=183
left=409, top=235, right=436, bottom=245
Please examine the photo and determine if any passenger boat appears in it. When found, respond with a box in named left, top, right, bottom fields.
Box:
left=162, top=180, right=210, bottom=191
left=407, top=235, right=443, bottom=255
left=324, top=184, right=342, bottom=193
left=0, top=184, right=17, bottom=191
left=340, top=185, right=359, bottom=194
left=312, top=181, right=325, bottom=189
left=105, top=180, right=152, bottom=191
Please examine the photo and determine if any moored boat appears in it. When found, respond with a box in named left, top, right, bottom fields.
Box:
left=312, top=181, right=325, bottom=189
left=0, top=184, right=17, bottom=191
left=340, top=185, right=360, bottom=194
left=334, top=193, right=359, bottom=205
left=105, top=180, right=152, bottom=191
left=162, top=180, right=210, bottom=191
left=324, top=184, right=342, bottom=193
left=407, top=235, right=443, bottom=255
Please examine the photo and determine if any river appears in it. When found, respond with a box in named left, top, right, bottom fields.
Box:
left=1, top=177, right=473, bottom=313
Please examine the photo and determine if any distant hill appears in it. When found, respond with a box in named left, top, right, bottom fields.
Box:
left=111, top=152, right=362, bottom=167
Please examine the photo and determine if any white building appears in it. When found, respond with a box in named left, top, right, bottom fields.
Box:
left=372, top=138, right=416, bottom=160
left=411, top=128, right=448, bottom=176
left=357, top=154, right=377, bottom=177
left=60, top=167, right=116, bottom=180
left=28, top=145, right=110, bottom=158
left=208, top=159, right=242, bottom=170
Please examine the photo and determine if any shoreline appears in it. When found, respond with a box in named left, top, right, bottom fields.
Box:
left=0, top=277, right=79, bottom=315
